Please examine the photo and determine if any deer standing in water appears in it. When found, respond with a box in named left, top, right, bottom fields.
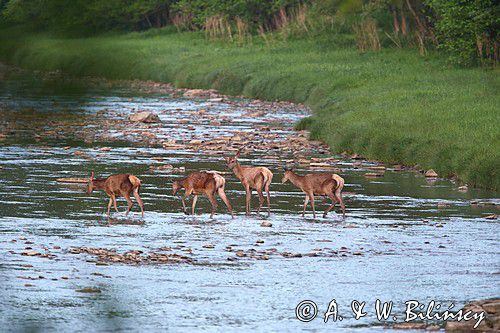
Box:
left=87, top=172, right=144, bottom=218
left=172, top=171, right=233, bottom=218
left=225, top=150, right=273, bottom=217
left=281, top=166, right=345, bottom=220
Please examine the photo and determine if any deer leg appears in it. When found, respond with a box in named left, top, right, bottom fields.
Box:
left=309, top=193, right=316, bottom=219
left=256, top=188, right=264, bottom=215
left=133, top=189, right=144, bottom=218
left=207, top=193, right=218, bottom=219
left=191, top=195, right=198, bottom=216
left=302, top=195, right=309, bottom=217
left=113, top=196, right=119, bottom=213
left=323, top=193, right=337, bottom=218
left=123, top=193, right=133, bottom=216
left=265, top=182, right=271, bottom=217
left=180, top=195, right=188, bottom=214
left=107, top=196, right=114, bottom=217
left=245, top=186, right=251, bottom=216
left=217, top=188, right=234, bottom=219
left=336, top=190, right=345, bottom=221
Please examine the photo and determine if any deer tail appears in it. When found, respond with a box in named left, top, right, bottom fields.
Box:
left=264, top=170, right=273, bottom=187
left=332, top=174, right=344, bottom=192
left=210, top=172, right=226, bottom=190
left=128, top=175, right=141, bottom=191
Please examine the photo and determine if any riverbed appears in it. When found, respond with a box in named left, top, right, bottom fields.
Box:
left=0, top=66, right=498, bottom=332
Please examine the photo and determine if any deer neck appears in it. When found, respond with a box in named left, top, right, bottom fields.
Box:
left=231, top=162, right=245, bottom=181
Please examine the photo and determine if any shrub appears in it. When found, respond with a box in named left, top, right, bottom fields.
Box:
left=426, top=0, right=499, bottom=66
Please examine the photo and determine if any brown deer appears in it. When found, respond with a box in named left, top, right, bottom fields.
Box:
left=87, top=172, right=144, bottom=218
left=281, top=167, right=345, bottom=220
left=172, top=171, right=233, bottom=218
left=225, top=150, right=273, bottom=217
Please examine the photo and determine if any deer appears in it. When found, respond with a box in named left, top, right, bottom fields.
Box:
left=87, top=172, right=144, bottom=218
left=225, top=150, right=273, bottom=217
left=172, top=171, right=234, bottom=218
left=281, top=166, right=345, bottom=220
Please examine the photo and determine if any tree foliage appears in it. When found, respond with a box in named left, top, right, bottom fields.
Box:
left=1, top=0, right=173, bottom=33
left=1, top=0, right=497, bottom=66
left=426, top=0, right=499, bottom=66
left=171, top=0, right=305, bottom=29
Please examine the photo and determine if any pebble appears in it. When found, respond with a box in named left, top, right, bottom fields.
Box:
left=260, top=222, right=272, bottom=227
left=364, top=172, right=384, bottom=178
left=425, top=169, right=438, bottom=178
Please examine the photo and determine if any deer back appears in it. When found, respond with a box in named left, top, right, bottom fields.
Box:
left=303, top=173, right=338, bottom=193
left=104, top=174, right=135, bottom=194
left=185, top=172, right=217, bottom=194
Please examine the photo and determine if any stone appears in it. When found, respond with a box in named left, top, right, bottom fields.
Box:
left=393, top=322, right=427, bottom=329
left=208, top=98, right=224, bottom=102
left=482, top=300, right=500, bottom=314
left=364, top=173, right=384, bottom=178
left=425, top=169, right=438, bottom=177
left=129, top=111, right=160, bottom=123
left=484, top=214, right=498, bottom=220
left=260, top=222, right=272, bottom=227
left=184, top=89, right=213, bottom=98
left=425, top=325, right=440, bottom=331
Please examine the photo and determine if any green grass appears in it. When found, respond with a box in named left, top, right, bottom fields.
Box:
left=1, top=27, right=498, bottom=189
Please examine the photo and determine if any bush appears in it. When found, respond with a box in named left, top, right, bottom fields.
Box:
left=426, top=0, right=499, bottom=66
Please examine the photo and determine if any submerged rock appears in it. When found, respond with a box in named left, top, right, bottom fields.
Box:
left=129, top=111, right=160, bottom=123
left=76, top=287, right=101, bottom=293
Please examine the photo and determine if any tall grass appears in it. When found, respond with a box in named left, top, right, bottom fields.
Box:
left=0, top=27, right=498, bottom=189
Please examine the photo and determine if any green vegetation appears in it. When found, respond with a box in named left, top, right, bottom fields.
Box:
left=1, top=1, right=498, bottom=65
left=0, top=1, right=498, bottom=189
left=0, top=27, right=498, bottom=189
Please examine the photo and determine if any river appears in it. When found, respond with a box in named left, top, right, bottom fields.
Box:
left=0, top=66, right=498, bottom=332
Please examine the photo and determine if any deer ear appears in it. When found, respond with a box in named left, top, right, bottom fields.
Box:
left=235, top=150, right=241, bottom=158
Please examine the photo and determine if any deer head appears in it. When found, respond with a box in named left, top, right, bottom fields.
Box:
left=87, top=172, right=95, bottom=194
left=172, top=180, right=182, bottom=196
left=225, top=149, right=241, bottom=169
left=281, top=164, right=294, bottom=184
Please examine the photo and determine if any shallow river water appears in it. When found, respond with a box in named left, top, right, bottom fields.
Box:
left=0, top=68, right=498, bottom=332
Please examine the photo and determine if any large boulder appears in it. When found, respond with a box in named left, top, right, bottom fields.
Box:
left=445, top=299, right=500, bottom=332
left=129, top=111, right=161, bottom=123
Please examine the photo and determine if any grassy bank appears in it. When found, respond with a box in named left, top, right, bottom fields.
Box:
left=1, top=27, right=498, bottom=189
